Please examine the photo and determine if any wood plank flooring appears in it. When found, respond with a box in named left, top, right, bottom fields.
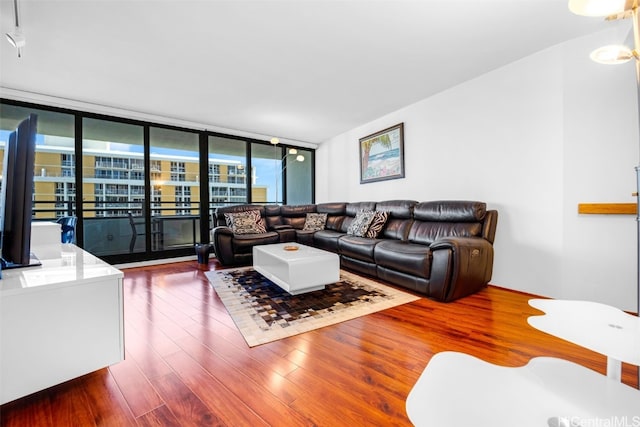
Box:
left=1, top=260, right=638, bottom=426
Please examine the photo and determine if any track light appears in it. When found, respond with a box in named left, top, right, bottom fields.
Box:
left=5, top=0, right=24, bottom=58
left=5, top=29, right=25, bottom=58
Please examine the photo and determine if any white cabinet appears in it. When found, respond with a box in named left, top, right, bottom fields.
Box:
left=0, top=244, right=124, bottom=405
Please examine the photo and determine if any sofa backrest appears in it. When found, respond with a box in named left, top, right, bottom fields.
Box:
left=214, top=204, right=266, bottom=228
left=374, top=200, right=417, bottom=240
left=214, top=201, right=497, bottom=244
left=408, top=201, right=491, bottom=245
left=278, top=204, right=317, bottom=229
left=264, top=205, right=282, bottom=229
left=340, top=201, right=377, bottom=233
left=316, top=202, right=347, bottom=231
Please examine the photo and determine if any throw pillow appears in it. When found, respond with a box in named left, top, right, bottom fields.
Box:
left=365, top=211, right=389, bottom=238
left=224, top=210, right=267, bottom=234
left=303, top=213, right=327, bottom=231
left=347, top=210, right=375, bottom=237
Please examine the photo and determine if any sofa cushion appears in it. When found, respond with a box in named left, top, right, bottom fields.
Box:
left=232, top=231, right=279, bottom=253
left=275, top=228, right=296, bottom=243
left=413, top=200, right=486, bottom=222
left=316, top=202, right=347, bottom=231
left=214, top=204, right=265, bottom=228
left=303, top=213, right=327, bottom=231
left=280, top=204, right=317, bottom=229
left=409, top=222, right=483, bottom=245
left=374, top=240, right=431, bottom=279
left=373, top=200, right=417, bottom=240
left=365, top=211, right=389, bottom=238
left=313, top=229, right=345, bottom=253
left=338, top=235, right=379, bottom=263
left=264, top=205, right=283, bottom=229
left=224, top=210, right=267, bottom=234
left=341, top=202, right=377, bottom=233
left=347, top=210, right=375, bottom=236
left=295, top=229, right=316, bottom=246
left=409, top=201, right=486, bottom=245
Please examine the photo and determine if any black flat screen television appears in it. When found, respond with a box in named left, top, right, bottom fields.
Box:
left=0, top=113, right=40, bottom=269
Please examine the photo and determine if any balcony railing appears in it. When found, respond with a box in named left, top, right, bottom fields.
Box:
left=31, top=200, right=204, bottom=259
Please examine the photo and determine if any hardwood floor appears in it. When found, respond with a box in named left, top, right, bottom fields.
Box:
left=1, top=260, right=637, bottom=426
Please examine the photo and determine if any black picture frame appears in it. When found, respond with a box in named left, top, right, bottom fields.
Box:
left=359, top=123, right=405, bottom=184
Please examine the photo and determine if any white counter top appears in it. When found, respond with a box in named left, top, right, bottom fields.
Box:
left=0, top=244, right=123, bottom=296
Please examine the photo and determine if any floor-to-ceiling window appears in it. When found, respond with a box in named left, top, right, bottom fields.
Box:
left=208, top=136, right=248, bottom=211
left=82, top=118, right=145, bottom=256
left=285, top=147, right=314, bottom=205
left=0, top=99, right=315, bottom=264
left=150, top=126, right=201, bottom=251
left=252, top=142, right=282, bottom=204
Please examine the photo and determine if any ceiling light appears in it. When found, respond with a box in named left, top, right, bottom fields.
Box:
left=270, top=137, right=280, bottom=145
left=295, top=155, right=305, bottom=162
left=590, top=44, right=637, bottom=64
left=568, top=0, right=632, bottom=17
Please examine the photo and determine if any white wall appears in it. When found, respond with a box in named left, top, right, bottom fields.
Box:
left=316, top=29, right=639, bottom=311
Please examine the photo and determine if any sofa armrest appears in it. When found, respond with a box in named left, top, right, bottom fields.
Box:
left=211, top=226, right=236, bottom=266
left=428, top=237, right=494, bottom=302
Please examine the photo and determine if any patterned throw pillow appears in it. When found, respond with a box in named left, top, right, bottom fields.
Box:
left=303, top=213, right=327, bottom=231
left=224, top=210, right=267, bottom=234
left=347, top=210, right=376, bottom=237
left=365, top=211, right=389, bottom=238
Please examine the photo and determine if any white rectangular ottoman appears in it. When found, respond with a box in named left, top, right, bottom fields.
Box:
left=253, top=243, right=340, bottom=294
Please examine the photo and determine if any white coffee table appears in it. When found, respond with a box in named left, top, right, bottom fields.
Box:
left=406, top=351, right=640, bottom=427
left=528, top=299, right=640, bottom=382
left=252, top=243, right=340, bottom=294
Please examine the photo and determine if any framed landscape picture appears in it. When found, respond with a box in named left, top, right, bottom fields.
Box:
left=359, top=123, right=405, bottom=184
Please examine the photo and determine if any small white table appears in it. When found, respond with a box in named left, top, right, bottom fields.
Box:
left=406, top=351, right=640, bottom=427
left=528, top=299, right=640, bottom=382
left=253, top=243, right=339, bottom=294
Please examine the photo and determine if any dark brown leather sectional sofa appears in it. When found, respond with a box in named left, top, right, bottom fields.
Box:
left=211, top=200, right=498, bottom=302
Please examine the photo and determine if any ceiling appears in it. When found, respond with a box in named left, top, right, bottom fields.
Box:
left=0, top=0, right=612, bottom=145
